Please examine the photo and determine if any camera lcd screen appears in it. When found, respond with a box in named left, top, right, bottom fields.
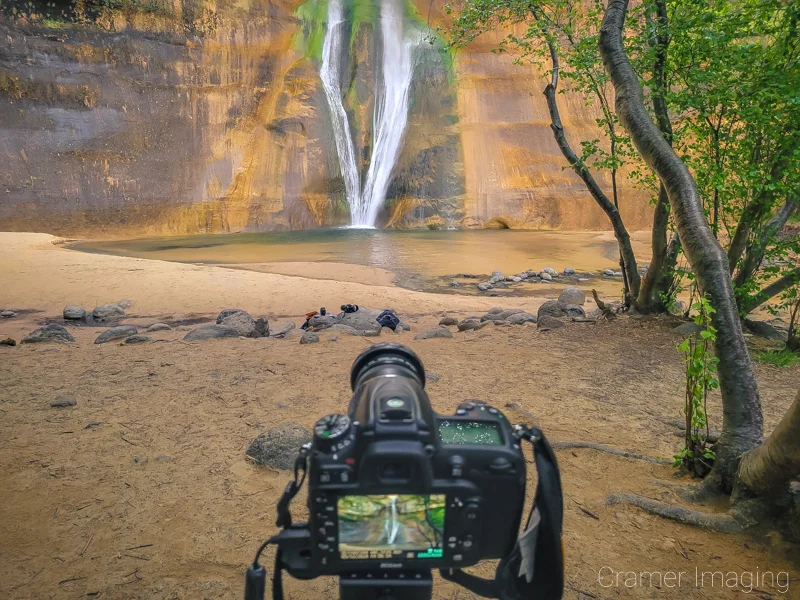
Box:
left=337, top=494, right=445, bottom=560
left=438, top=420, right=502, bottom=445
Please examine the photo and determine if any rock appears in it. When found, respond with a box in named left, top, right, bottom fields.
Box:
left=538, top=315, right=564, bottom=331
left=328, top=324, right=381, bottom=337
left=507, top=312, right=537, bottom=325
left=327, top=335, right=340, bottom=342
left=146, top=323, right=172, bottom=332
left=94, top=325, right=138, bottom=344
left=1, top=310, right=15, bottom=318
left=558, top=286, right=585, bottom=306
left=118, top=299, right=133, bottom=309
left=270, top=321, right=297, bottom=338
left=587, top=308, right=604, bottom=319
left=505, top=276, right=516, bottom=282
left=300, top=331, right=319, bottom=344
left=439, top=316, right=459, bottom=326
left=63, top=305, right=87, bottom=320
left=51, top=394, right=77, bottom=408
left=669, top=301, right=687, bottom=316
left=92, top=304, right=125, bottom=321
left=540, top=272, right=553, bottom=281
left=614, top=271, right=623, bottom=276
left=307, top=314, right=339, bottom=330
left=338, top=308, right=382, bottom=332
left=743, top=319, right=788, bottom=342
left=21, top=323, right=75, bottom=344
left=482, top=309, right=525, bottom=322
left=538, top=300, right=566, bottom=320
left=491, top=270, right=504, bottom=279
left=123, top=335, right=151, bottom=344
left=381, top=327, right=394, bottom=335
left=398, top=321, right=411, bottom=331
left=564, top=267, right=576, bottom=275
left=457, top=319, right=489, bottom=332
left=183, top=325, right=239, bottom=341
left=488, top=275, right=504, bottom=285
left=674, top=322, right=703, bottom=336
left=477, top=283, right=493, bottom=291
left=0, top=337, right=16, bottom=346
left=246, top=424, right=312, bottom=470
left=542, top=267, right=559, bottom=277
left=451, top=281, right=461, bottom=288
left=578, top=277, right=590, bottom=282
left=487, top=307, right=504, bottom=315
left=511, top=276, right=522, bottom=283
left=414, top=327, right=454, bottom=340
left=428, top=373, right=441, bottom=383
left=603, top=268, right=616, bottom=276
left=217, top=309, right=269, bottom=338
left=563, top=304, right=586, bottom=318
left=155, top=455, right=171, bottom=462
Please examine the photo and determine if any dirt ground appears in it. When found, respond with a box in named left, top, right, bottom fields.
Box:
left=1, top=234, right=799, bottom=599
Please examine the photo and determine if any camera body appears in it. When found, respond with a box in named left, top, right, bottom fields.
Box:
left=305, top=344, right=527, bottom=575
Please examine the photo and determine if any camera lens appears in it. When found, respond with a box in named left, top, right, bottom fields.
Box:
left=350, top=343, right=426, bottom=391
left=380, top=462, right=411, bottom=482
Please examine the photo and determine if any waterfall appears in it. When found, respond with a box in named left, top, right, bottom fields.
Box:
left=320, top=0, right=419, bottom=228
left=320, top=0, right=362, bottom=219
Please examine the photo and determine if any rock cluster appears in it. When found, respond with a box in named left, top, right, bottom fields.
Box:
left=474, top=266, right=578, bottom=292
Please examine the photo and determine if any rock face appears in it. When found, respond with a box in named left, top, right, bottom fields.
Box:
left=95, top=325, right=138, bottom=344
left=558, top=286, right=585, bottom=306
left=246, top=424, right=312, bottom=470
left=414, top=327, right=454, bottom=340
left=184, top=325, right=239, bottom=341
left=216, top=309, right=268, bottom=338
left=21, top=324, right=75, bottom=344
left=63, top=305, right=87, bottom=320
left=92, top=304, right=125, bottom=321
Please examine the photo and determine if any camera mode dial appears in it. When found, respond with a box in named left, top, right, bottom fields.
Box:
left=313, top=414, right=352, bottom=452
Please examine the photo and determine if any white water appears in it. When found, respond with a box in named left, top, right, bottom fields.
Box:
left=320, top=0, right=420, bottom=228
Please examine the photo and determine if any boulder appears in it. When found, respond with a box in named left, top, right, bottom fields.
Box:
left=300, top=331, right=319, bottom=344
left=507, top=312, right=537, bottom=325
left=477, top=283, right=493, bottom=292
left=328, top=324, right=380, bottom=337
left=95, top=325, right=138, bottom=344
left=0, top=310, right=15, bottom=318
left=183, top=325, right=239, bottom=341
left=146, top=323, right=172, bottom=332
left=674, top=322, right=703, bottom=336
left=123, top=335, right=152, bottom=345
left=563, top=304, right=586, bottom=318
left=542, top=267, right=559, bottom=277
left=743, top=319, right=788, bottom=342
left=564, top=267, right=576, bottom=275
left=338, top=308, right=381, bottom=332
left=270, top=321, right=297, bottom=338
left=92, top=304, right=125, bottom=321
left=538, top=315, right=565, bottom=331
left=537, top=300, right=566, bottom=320
left=558, top=286, right=585, bottom=306
left=21, top=324, right=75, bottom=344
left=0, top=337, right=16, bottom=346
left=439, top=316, right=459, bottom=326
left=63, top=305, right=87, bottom=320
left=217, top=309, right=269, bottom=338
left=540, top=272, right=553, bottom=282
left=414, top=327, right=454, bottom=340
left=246, top=424, right=312, bottom=470
left=308, top=314, right=340, bottom=330
left=51, top=394, right=77, bottom=408
left=457, top=319, right=489, bottom=332
left=486, top=307, right=505, bottom=315
left=481, top=309, right=525, bottom=322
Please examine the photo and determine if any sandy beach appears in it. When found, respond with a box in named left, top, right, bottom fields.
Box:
left=1, top=232, right=798, bottom=599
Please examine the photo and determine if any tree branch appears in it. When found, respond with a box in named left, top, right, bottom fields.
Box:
left=740, top=266, right=800, bottom=314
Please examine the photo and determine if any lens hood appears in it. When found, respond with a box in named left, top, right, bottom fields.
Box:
left=349, top=343, right=426, bottom=391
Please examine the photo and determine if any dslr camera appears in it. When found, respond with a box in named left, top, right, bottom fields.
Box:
left=245, top=343, right=564, bottom=600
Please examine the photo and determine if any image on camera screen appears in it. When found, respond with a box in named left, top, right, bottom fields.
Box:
left=337, top=494, right=445, bottom=559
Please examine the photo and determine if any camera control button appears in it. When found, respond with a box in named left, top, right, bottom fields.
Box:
left=456, top=409, right=467, bottom=415
left=462, top=536, right=474, bottom=549
left=317, top=543, right=329, bottom=550
left=453, top=554, right=463, bottom=562
left=319, top=471, right=331, bottom=483
left=488, top=407, right=498, bottom=414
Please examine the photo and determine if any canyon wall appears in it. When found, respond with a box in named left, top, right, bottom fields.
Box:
left=0, top=0, right=653, bottom=237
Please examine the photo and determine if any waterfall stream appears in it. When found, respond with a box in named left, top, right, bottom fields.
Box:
left=320, top=0, right=419, bottom=228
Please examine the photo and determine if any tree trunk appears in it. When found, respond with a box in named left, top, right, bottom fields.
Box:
left=538, top=28, right=641, bottom=301
left=740, top=266, right=800, bottom=315
left=737, top=391, right=800, bottom=496
left=637, top=184, right=671, bottom=312
left=599, top=0, right=763, bottom=492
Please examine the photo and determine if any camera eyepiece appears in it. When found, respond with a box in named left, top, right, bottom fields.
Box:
left=349, top=343, right=426, bottom=391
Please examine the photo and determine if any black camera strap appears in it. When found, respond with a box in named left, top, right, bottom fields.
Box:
left=440, top=427, right=564, bottom=599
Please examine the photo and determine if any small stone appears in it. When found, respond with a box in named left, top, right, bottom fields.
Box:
left=564, top=267, right=576, bottom=275
left=146, top=323, right=172, bottom=332
left=95, top=325, right=138, bottom=344
left=604, top=268, right=616, bottom=276
left=428, top=373, right=441, bottom=383
left=439, top=316, right=459, bottom=326
left=451, top=281, right=461, bottom=288
left=118, top=299, right=133, bottom=309
left=327, top=335, right=340, bottom=342
left=558, top=286, right=586, bottom=306
left=63, top=305, right=87, bottom=320
left=21, top=323, right=75, bottom=344
left=457, top=319, right=489, bottom=332
left=246, top=424, right=312, bottom=470
left=398, top=321, right=411, bottom=331
left=505, top=276, right=516, bottom=282
left=511, top=277, right=522, bottom=283
left=51, top=394, right=77, bottom=408
left=92, top=304, right=125, bottom=321
left=0, top=337, right=16, bottom=346
left=578, top=277, right=590, bottom=282
left=184, top=325, right=239, bottom=341
left=540, top=272, right=553, bottom=281
left=477, top=283, right=493, bottom=291
left=538, top=315, right=564, bottom=331
left=155, top=455, right=171, bottom=462
left=0, top=310, right=15, bottom=318
left=278, top=402, right=289, bottom=409
left=414, top=327, right=454, bottom=340
left=542, top=267, right=559, bottom=277
left=123, top=335, right=152, bottom=345
left=300, top=331, right=319, bottom=344
left=675, top=322, right=702, bottom=336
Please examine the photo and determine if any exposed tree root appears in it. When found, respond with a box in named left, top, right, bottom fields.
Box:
left=605, top=493, right=744, bottom=533
left=552, top=441, right=670, bottom=465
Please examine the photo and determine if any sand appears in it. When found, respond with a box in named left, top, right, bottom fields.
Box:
left=1, top=232, right=798, bottom=599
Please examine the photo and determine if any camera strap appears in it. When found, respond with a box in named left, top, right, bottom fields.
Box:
left=440, top=427, right=564, bottom=599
